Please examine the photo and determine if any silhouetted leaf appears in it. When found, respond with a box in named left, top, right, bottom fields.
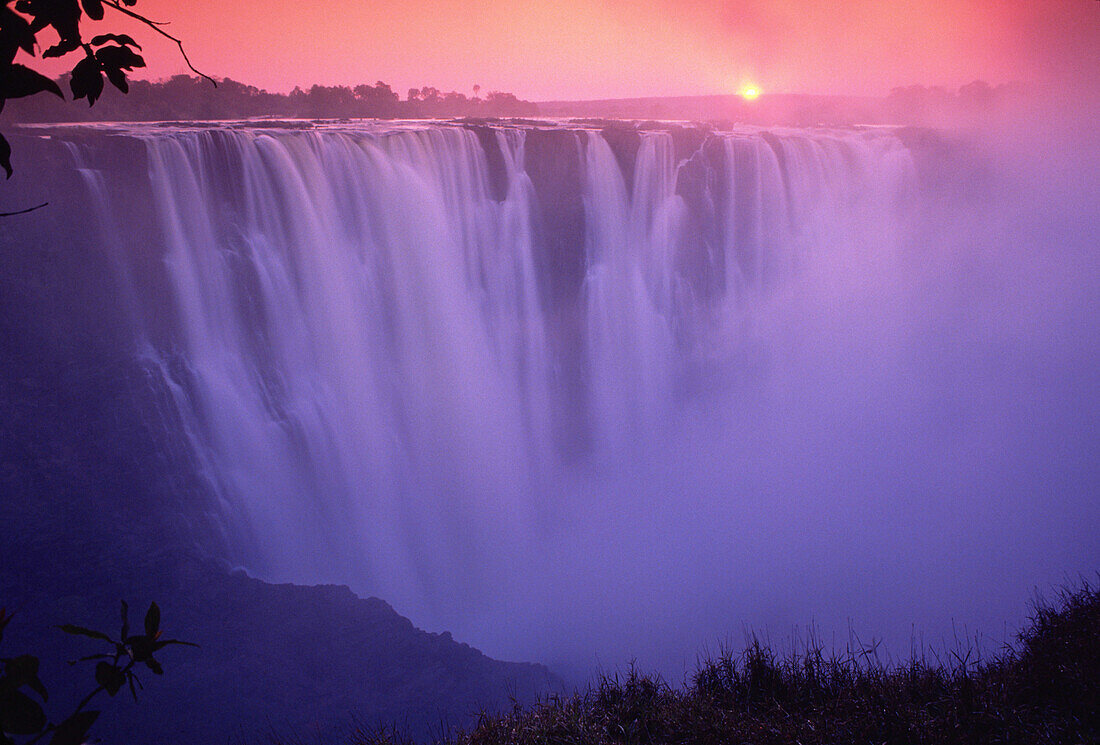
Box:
left=1, top=63, right=63, bottom=100
left=43, top=37, right=82, bottom=58
left=103, top=65, right=127, bottom=93
left=21, top=0, right=81, bottom=42
left=0, top=7, right=36, bottom=61
left=4, top=655, right=47, bottom=702
left=47, top=710, right=99, bottom=745
left=89, top=33, right=141, bottom=49
left=57, top=624, right=112, bottom=643
left=0, top=689, right=47, bottom=734
left=152, top=638, right=199, bottom=651
left=95, top=44, right=145, bottom=71
left=26, top=676, right=48, bottom=703
left=5, top=654, right=39, bottom=680
left=81, top=0, right=104, bottom=20
left=0, top=133, right=10, bottom=179
left=69, top=55, right=104, bottom=106
left=145, top=658, right=163, bottom=675
left=95, top=661, right=126, bottom=696
left=127, top=635, right=154, bottom=662
left=144, top=602, right=160, bottom=637
left=72, top=653, right=113, bottom=663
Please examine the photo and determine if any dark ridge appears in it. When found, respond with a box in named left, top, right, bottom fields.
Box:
left=473, top=118, right=547, bottom=127
left=520, top=127, right=590, bottom=457
left=0, top=555, right=563, bottom=745
left=566, top=118, right=623, bottom=128
left=599, top=124, right=642, bottom=190
left=667, top=125, right=709, bottom=162
left=673, top=148, right=723, bottom=303
left=467, top=125, right=510, bottom=202
left=522, top=128, right=586, bottom=307
left=894, top=125, right=992, bottom=194
left=759, top=130, right=788, bottom=176
left=759, top=130, right=798, bottom=233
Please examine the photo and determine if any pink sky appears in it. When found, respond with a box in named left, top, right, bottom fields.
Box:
left=32, top=0, right=1100, bottom=99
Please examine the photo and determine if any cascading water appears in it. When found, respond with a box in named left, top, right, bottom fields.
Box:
left=38, top=121, right=933, bottom=667
left=8, top=113, right=1098, bottom=681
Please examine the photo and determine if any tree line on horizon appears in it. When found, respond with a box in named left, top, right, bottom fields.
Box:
left=1, top=74, right=539, bottom=123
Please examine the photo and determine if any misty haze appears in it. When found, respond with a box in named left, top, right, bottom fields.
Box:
left=0, top=2, right=1097, bottom=744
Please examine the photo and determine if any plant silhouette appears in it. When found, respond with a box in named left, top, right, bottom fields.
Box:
left=0, top=0, right=212, bottom=179
left=0, top=601, right=195, bottom=745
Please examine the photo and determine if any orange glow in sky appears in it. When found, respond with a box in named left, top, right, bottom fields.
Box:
left=37, top=0, right=1100, bottom=100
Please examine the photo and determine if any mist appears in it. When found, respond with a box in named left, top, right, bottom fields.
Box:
left=467, top=109, right=1100, bottom=680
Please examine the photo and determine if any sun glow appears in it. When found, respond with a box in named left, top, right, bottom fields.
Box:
left=741, top=85, right=761, bottom=101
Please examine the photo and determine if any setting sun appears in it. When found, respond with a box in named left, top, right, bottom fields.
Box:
left=741, top=85, right=761, bottom=100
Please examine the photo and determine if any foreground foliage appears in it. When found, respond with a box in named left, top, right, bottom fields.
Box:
left=348, top=580, right=1098, bottom=745
left=0, top=600, right=193, bottom=745
left=1, top=0, right=207, bottom=179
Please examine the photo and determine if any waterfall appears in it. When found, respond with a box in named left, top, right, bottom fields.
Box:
left=57, top=122, right=916, bottom=637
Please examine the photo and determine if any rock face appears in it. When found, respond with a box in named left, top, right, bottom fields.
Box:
left=163, top=574, right=557, bottom=744
left=1, top=551, right=561, bottom=744
left=523, top=127, right=587, bottom=309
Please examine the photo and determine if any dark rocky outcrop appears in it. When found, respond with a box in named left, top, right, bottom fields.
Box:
left=666, top=125, right=708, bottom=163
left=521, top=128, right=590, bottom=455
left=0, top=554, right=560, bottom=745
left=468, top=125, right=510, bottom=202
left=673, top=143, right=723, bottom=303
left=599, top=124, right=641, bottom=189
left=522, top=128, right=586, bottom=309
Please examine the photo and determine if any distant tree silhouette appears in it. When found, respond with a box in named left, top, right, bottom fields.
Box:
left=884, top=81, right=1026, bottom=125
left=354, top=81, right=399, bottom=117
left=3, top=74, right=539, bottom=124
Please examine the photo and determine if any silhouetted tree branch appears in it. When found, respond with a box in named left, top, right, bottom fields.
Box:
left=0, top=200, right=46, bottom=215
left=101, top=0, right=215, bottom=87
left=0, top=0, right=212, bottom=178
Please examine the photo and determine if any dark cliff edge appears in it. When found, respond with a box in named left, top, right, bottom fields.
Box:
left=0, top=551, right=561, bottom=744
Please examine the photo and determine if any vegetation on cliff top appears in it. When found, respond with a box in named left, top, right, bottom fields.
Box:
left=339, top=579, right=1097, bottom=745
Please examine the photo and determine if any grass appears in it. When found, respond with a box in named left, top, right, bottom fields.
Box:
left=328, top=578, right=1099, bottom=745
